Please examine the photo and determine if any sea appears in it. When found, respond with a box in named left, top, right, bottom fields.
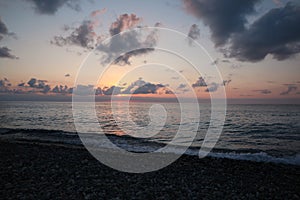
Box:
left=0, top=101, right=299, bottom=165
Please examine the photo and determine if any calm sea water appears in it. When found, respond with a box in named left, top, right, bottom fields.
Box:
left=0, top=101, right=299, bottom=165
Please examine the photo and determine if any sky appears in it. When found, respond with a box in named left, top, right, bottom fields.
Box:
left=0, top=0, right=299, bottom=103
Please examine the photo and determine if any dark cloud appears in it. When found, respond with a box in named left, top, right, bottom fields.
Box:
left=227, top=2, right=300, bottom=62
left=222, top=79, right=232, bottom=86
left=42, top=85, right=51, bottom=93
left=121, top=78, right=146, bottom=94
left=280, top=84, right=297, bottom=95
left=112, top=48, right=155, bottom=66
left=51, top=20, right=100, bottom=49
left=100, top=79, right=168, bottom=95
left=121, top=78, right=166, bottom=95
left=182, top=1, right=300, bottom=62
left=192, top=77, right=207, bottom=87
left=0, top=18, right=17, bottom=59
left=18, top=82, right=25, bottom=87
left=0, top=78, right=27, bottom=94
left=95, top=87, right=103, bottom=95
left=0, top=78, right=11, bottom=93
left=52, top=85, right=72, bottom=94
left=253, top=89, right=272, bottom=94
left=109, top=14, right=141, bottom=36
left=132, top=83, right=165, bottom=94
left=1, top=76, right=173, bottom=96
left=182, top=0, right=260, bottom=46
left=26, top=78, right=51, bottom=93
left=187, top=24, right=200, bottom=44
left=27, top=0, right=81, bottom=15
left=0, top=78, right=9, bottom=87
left=0, top=46, right=18, bottom=59
left=0, top=18, right=8, bottom=36
left=27, top=78, right=38, bottom=87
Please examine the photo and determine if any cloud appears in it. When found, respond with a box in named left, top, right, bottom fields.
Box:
left=18, top=82, right=25, bottom=87
left=0, top=78, right=9, bottom=87
left=2, top=77, right=171, bottom=96
left=121, top=78, right=145, bottom=94
left=205, top=82, right=219, bottom=92
left=102, top=86, right=122, bottom=95
left=52, top=85, right=72, bottom=94
left=27, top=0, right=81, bottom=15
left=221, top=59, right=231, bottom=63
left=187, top=24, right=200, bottom=44
left=192, top=77, right=207, bottom=87
left=280, top=84, right=297, bottom=95
left=73, top=84, right=94, bottom=95
left=51, top=20, right=100, bottom=49
left=182, top=0, right=260, bottom=46
left=109, top=14, right=141, bottom=36
left=0, top=18, right=17, bottom=59
left=0, top=18, right=8, bottom=36
left=177, top=83, right=187, bottom=89
left=182, top=1, right=300, bottom=62
left=222, top=79, right=232, bottom=86
left=53, top=12, right=158, bottom=64
left=112, top=48, right=155, bottom=66
left=26, top=78, right=51, bottom=93
left=0, top=78, right=27, bottom=94
left=98, top=15, right=159, bottom=65
left=51, top=9, right=106, bottom=49
left=176, top=83, right=189, bottom=93
left=132, top=83, right=165, bottom=94
left=253, top=89, right=272, bottom=94
left=192, top=76, right=230, bottom=92
left=227, top=2, right=300, bottom=62
left=273, top=0, right=283, bottom=6
left=120, top=78, right=166, bottom=95
left=90, top=8, right=107, bottom=18
left=0, top=46, right=18, bottom=59
left=95, top=87, right=103, bottom=95
left=0, top=78, right=12, bottom=93
left=211, top=58, right=219, bottom=65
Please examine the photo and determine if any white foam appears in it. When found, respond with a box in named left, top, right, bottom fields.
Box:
left=207, top=152, right=300, bottom=165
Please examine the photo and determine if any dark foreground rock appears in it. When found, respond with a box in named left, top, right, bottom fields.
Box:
left=0, top=141, right=299, bottom=200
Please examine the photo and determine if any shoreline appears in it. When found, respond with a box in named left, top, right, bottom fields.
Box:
left=0, top=140, right=299, bottom=199
left=0, top=128, right=299, bottom=166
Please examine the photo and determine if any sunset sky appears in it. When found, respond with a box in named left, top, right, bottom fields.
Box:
left=0, top=0, right=299, bottom=102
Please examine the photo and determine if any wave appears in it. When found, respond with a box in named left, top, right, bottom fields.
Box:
left=0, top=128, right=299, bottom=166
left=208, top=152, right=300, bottom=166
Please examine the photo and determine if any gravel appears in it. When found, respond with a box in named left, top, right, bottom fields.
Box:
left=0, top=141, right=299, bottom=200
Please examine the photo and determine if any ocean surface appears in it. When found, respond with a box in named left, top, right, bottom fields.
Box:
left=0, top=101, right=299, bottom=165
